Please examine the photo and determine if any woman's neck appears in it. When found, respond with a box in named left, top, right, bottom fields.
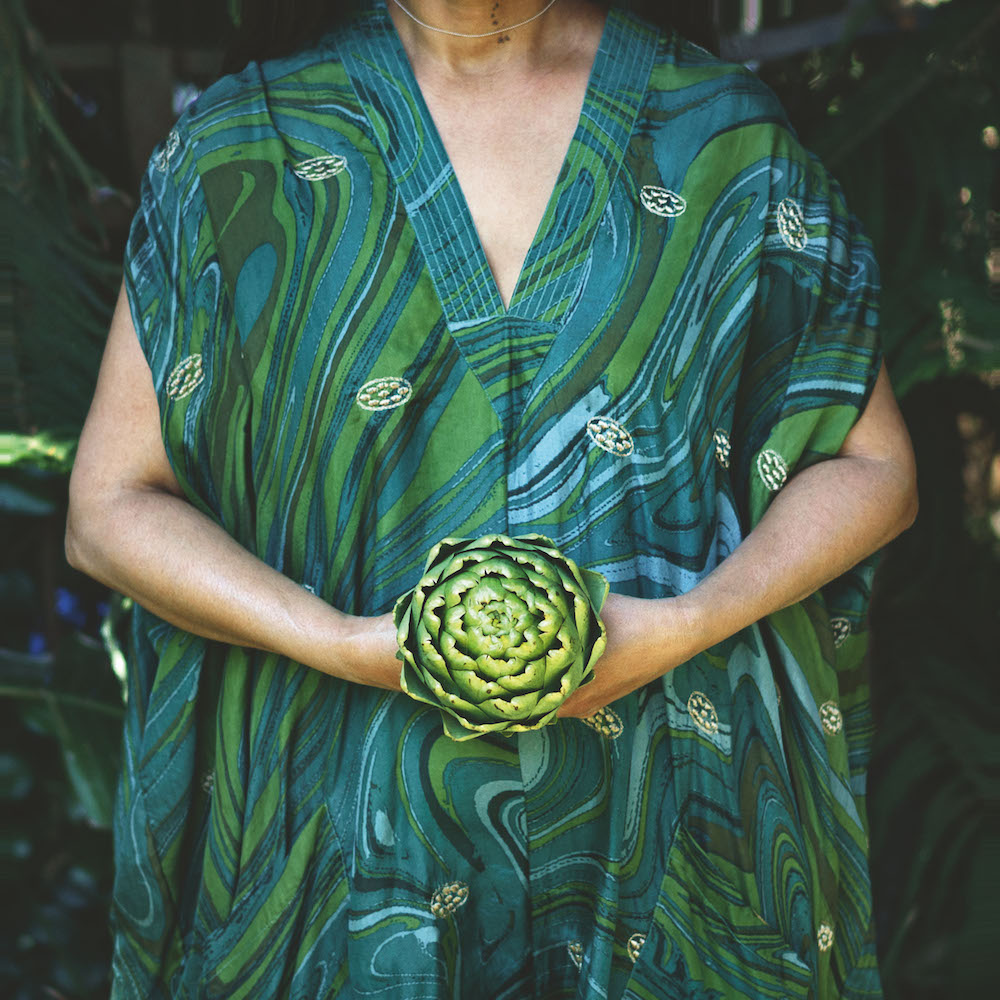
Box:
left=387, top=0, right=586, bottom=75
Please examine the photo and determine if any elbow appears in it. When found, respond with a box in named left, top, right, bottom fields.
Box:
left=898, top=481, right=919, bottom=534
left=64, top=519, right=80, bottom=571
left=64, top=508, right=95, bottom=575
left=900, top=444, right=920, bottom=531
left=65, top=469, right=108, bottom=579
left=65, top=496, right=93, bottom=576
left=888, top=457, right=920, bottom=540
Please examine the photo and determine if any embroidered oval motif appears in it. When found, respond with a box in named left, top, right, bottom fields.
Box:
left=713, top=428, right=731, bottom=469
left=292, top=154, right=348, bottom=181
left=817, top=923, right=835, bottom=953
left=153, top=128, right=181, bottom=173
left=830, top=616, right=851, bottom=648
left=430, top=881, right=469, bottom=918
left=581, top=706, right=624, bottom=740
left=165, top=354, right=205, bottom=400
left=820, top=701, right=843, bottom=735
left=626, top=933, right=646, bottom=963
left=586, top=417, right=634, bottom=456
left=687, top=691, right=719, bottom=735
left=756, top=449, right=788, bottom=491
left=640, top=185, right=687, bottom=218
left=777, top=197, right=808, bottom=251
left=356, top=376, right=412, bottom=411
left=567, top=941, right=584, bottom=970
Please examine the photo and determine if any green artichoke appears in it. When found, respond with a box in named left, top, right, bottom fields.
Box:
left=394, top=533, right=609, bottom=741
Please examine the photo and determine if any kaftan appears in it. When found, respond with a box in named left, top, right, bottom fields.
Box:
left=113, top=3, right=885, bottom=997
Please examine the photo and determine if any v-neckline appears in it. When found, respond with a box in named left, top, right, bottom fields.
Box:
left=334, top=1, right=657, bottom=327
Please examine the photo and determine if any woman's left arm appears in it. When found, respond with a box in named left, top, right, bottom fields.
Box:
left=557, top=362, right=918, bottom=718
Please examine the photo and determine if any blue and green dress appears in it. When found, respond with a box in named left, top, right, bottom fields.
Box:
left=115, top=2, right=885, bottom=996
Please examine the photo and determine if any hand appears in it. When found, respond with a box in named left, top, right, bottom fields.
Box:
left=555, top=592, right=700, bottom=719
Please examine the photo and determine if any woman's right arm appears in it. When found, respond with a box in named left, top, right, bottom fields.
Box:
left=66, top=280, right=402, bottom=691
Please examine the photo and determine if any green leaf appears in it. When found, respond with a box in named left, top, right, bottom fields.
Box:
left=580, top=567, right=610, bottom=614
left=0, top=431, right=77, bottom=472
left=55, top=704, right=120, bottom=829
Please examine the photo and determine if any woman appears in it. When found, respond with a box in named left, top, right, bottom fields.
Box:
left=67, top=0, right=917, bottom=997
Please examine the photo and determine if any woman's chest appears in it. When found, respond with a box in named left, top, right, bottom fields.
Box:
left=415, top=69, right=594, bottom=309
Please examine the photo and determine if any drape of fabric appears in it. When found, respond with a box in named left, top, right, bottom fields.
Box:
left=113, top=2, right=884, bottom=997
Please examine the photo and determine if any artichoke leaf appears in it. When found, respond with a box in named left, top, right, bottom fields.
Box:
left=484, top=690, right=541, bottom=720
left=474, top=651, right=522, bottom=682
left=407, top=624, right=455, bottom=686
left=417, top=587, right=448, bottom=643
left=399, top=655, right=449, bottom=709
left=437, top=628, right=478, bottom=674
left=441, top=570, right=484, bottom=607
left=441, top=712, right=513, bottom=741
left=434, top=681, right=495, bottom=722
left=494, top=658, right=546, bottom=693
left=420, top=536, right=476, bottom=574
left=522, top=566, right=573, bottom=621
left=505, top=623, right=549, bottom=661
left=533, top=689, right=572, bottom=717
left=580, top=566, right=610, bottom=613
left=392, top=594, right=413, bottom=633
left=450, top=668, right=507, bottom=704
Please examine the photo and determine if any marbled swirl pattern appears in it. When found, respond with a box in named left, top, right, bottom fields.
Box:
left=114, top=3, right=883, bottom=997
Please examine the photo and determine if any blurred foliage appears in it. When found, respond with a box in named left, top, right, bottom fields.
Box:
left=867, top=375, right=999, bottom=998
left=1, top=0, right=123, bottom=434
left=0, top=0, right=997, bottom=998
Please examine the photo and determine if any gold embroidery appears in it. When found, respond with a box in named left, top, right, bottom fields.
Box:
left=756, top=449, right=788, bottom=491
left=586, top=417, right=634, bottom=456
left=430, top=881, right=469, bottom=918
left=567, top=940, right=584, bottom=969
left=292, top=154, right=348, bottom=180
left=627, top=932, right=646, bottom=962
left=713, top=428, right=731, bottom=469
left=817, top=922, right=835, bottom=952
left=830, top=616, right=851, bottom=648
left=153, top=128, right=181, bottom=173
left=640, top=185, right=687, bottom=218
left=356, top=376, right=412, bottom=411
left=581, top=706, right=624, bottom=740
left=687, top=691, right=719, bottom=735
left=777, top=197, right=808, bottom=251
left=165, top=354, right=205, bottom=400
left=820, top=701, right=843, bottom=735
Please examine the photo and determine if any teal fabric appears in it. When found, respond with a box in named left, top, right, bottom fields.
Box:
left=115, top=3, right=884, bottom=997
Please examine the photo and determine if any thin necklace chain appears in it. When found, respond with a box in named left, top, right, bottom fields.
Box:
left=390, top=0, right=561, bottom=39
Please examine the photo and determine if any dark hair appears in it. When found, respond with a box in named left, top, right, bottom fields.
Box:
left=221, top=1, right=720, bottom=76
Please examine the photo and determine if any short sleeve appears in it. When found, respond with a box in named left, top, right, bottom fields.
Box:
left=729, top=117, right=885, bottom=795
left=123, top=121, right=202, bottom=374
left=732, top=122, right=883, bottom=530
left=121, top=117, right=239, bottom=522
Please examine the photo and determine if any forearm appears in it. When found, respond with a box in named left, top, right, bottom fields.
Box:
left=65, top=486, right=401, bottom=690
left=674, top=453, right=917, bottom=654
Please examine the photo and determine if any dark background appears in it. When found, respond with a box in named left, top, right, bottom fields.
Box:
left=2, top=0, right=998, bottom=997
